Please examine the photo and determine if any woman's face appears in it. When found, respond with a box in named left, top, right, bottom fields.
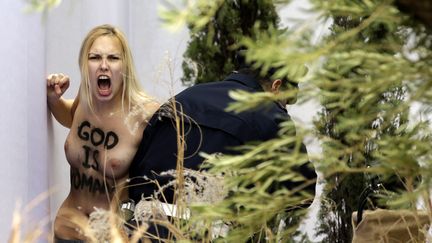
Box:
left=87, top=35, right=124, bottom=104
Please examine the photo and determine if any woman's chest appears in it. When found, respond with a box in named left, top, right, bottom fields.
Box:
left=65, top=118, right=142, bottom=179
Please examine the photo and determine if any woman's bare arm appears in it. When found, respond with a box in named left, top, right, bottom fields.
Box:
left=46, top=73, right=78, bottom=128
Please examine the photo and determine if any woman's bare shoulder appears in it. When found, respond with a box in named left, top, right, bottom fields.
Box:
left=124, top=96, right=161, bottom=133
left=139, top=95, right=161, bottom=120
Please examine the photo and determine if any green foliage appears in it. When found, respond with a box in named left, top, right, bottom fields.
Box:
left=24, top=0, right=61, bottom=12
left=190, top=124, right=315, bottom=242
left=311, top=1, right=431, bottom=241
left=163, top=0, right=282, bottom=86
left=162, top=0, right=432, bottom=241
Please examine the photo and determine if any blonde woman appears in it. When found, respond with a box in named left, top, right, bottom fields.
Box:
left=47, top=24, right=159, bottom=241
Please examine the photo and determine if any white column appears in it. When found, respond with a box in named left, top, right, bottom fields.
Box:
left=0, top=1, right=48, bottom=242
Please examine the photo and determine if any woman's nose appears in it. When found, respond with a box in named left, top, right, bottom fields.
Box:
left=100, top=58, right=109, bottom=71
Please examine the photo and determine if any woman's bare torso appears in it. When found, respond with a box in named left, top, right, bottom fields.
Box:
left=54, top=103, right=149, bottom=240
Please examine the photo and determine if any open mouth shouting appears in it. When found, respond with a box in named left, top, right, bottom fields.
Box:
left=97, top=75, right=112, bottom=96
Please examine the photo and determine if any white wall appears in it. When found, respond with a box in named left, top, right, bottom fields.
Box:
left=0, top=1, right=48, bottom=242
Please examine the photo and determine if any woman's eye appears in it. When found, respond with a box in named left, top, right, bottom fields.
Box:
left=89, top=56, right=100, bottom=60
left=109, top=56, right=120, bottom=61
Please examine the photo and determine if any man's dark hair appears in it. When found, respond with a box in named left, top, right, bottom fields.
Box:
left=234, top=49, right=298, bottom=90
left=236, top=67, right=298, bottom=91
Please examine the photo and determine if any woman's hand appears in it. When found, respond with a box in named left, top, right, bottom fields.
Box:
left=46, top=73, right=75, bottom=128
left=47, top=73, right=70, bottom=102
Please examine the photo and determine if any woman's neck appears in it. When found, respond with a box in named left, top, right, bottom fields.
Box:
left=90, top=98, right=128, bottom=118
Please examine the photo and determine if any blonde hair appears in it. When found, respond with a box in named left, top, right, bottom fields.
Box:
left=78, top=24, right=148, bottom=112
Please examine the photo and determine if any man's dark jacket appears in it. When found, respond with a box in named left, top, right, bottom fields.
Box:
left=128, top=73, right=316, bottom=203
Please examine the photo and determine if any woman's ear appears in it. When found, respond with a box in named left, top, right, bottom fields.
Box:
left=271, top=79, right=282, bottom=93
